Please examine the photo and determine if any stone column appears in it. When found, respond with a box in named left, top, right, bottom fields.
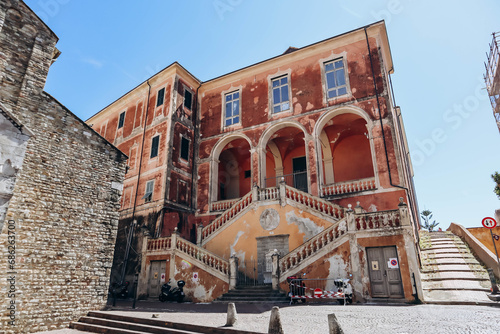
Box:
left=398, top=198, right=410, bottom=226
left=137, top=235, right=149, bottom=298
left=229, top=254, right=238, bottom=290
left=252, top=184, right=259, bottom=202
left=278, top=179, right=286, bottom=207
left=271, top=250, right=280, bottom=290
left=323, top=157, right=334, bottom=184
left=346, top=206, right=363, bottom=302
left=196, top=223, right=203, bottom=246
left=169, top=227, right=179, bottom=281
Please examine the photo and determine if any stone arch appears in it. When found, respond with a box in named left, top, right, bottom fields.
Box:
left=258, top=121, right=310, bottom=190
left=210, top=133, right=253, bottom=204
left=314, top=106, right=378, bottom=188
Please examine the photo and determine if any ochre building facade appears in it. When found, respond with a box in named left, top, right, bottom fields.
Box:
left=88, top=21, right=422, bottom=303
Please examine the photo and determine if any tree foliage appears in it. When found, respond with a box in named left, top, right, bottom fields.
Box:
left=492, top=172, right=500, bottom=200
left=421, top=210, right=439, bottom=232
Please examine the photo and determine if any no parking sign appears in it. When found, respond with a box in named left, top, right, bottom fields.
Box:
left=388, top=258, right=399, bottom=269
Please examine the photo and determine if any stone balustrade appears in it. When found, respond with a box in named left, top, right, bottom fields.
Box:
left=321, top=177, right=376, bottom=197
left=202, top=191, right=253, bottom=240
left=285, top=185, right=344, bottom=219
left=210, top=198, right=239, bottom=212
left=146, top=235, right=229, bottom=276
left=355, top=210, right=401, bottom=231
left=259, top=187, right=279, bottom=201
left=280, top=219, right=347, bottom=275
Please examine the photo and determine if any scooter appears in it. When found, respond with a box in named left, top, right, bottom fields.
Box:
left=159, top=279, right=185, bottom=303
left=333, top=278, right=353, bottom=304
left=109, top=281, right=129, bottom=299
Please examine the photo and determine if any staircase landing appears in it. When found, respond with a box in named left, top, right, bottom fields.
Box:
left=420, top=231, right=493, bottom=304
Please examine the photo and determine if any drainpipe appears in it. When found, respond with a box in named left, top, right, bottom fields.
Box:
left=365, top=28, right=422, bottom=267
left=120, top=80, right=152, bottom=285
left=190, top=82, right=203, bottom=211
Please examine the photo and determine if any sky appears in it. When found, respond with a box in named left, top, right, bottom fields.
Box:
left=24, top=0, right=500, bottom=229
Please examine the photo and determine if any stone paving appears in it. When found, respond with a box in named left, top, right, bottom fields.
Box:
left=37, top=301, right=500, bottom=334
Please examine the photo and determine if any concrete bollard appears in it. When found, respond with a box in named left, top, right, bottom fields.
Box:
left=268, top=306, right=284, bottom=334
left=328, top=313, right=344, bottom=334
left=225, top=302, right=238, bottom=327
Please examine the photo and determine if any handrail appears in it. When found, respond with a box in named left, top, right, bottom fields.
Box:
left=210, top=198, right=239, bottom=212
left=147, top=236, right=229, bottom=276
left=202, top=191, right=253, bottom=240
left=285, top=185, right=344, bottom=219
left=280, top=218, right=347, bottom=276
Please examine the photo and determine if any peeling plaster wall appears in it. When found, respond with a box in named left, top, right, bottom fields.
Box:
left=466, top=226, right=500, bottom=256
left=204, top=203, right=334, bottom=262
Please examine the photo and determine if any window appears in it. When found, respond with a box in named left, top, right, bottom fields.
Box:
left=150, top=135, right=159, bottom=158
left=244, top=170, right=251, bottom=178
left=325, top=58, right=348, bottom=99
left=156, top=88, right=165, bottom=107
left=184, top=89, right=192, bottom=110
left=271, top=76, right=290, bottom=113
left=142, top=180, right=154, bottom=203
left=180, top=136, right=190, bottom=161
left=118, top=111, right=125, bottom=129
left=224, top=91, right=240, bottom=126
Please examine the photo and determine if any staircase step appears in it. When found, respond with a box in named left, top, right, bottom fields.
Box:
left=76, top=317, right=194, bottom=333
left=71, top=321, right=147, bottom=334
left=422, top=253, right=475, bottom=259
left=83, top=311, right=264, bottom=334
left=421, top=264, right=486, bottom=272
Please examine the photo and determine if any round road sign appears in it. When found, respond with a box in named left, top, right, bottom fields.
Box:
left=314, top=288, right=322, bottom=297
left=390, top=259, right=398, bottom=266
left=482, top=217, right=497, bottom=229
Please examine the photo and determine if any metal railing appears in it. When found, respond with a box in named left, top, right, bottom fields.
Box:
left=265, top=171, right=308, bottom=192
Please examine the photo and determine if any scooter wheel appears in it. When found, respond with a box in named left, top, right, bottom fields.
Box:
left=159, top=294, right=167, bottom=302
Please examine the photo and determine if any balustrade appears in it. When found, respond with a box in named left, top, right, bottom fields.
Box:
left=355, top=210, right=401, bottom=231
left=321, top=177, right=376, bottom=197
left=284, top=185, right=344, bottom=219
left=279, top=220, right=347, bottom=274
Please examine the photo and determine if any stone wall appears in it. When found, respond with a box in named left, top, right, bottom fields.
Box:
left=0, top=105, right=31, bottom=231
left=0, top=1, right=127, bottom=333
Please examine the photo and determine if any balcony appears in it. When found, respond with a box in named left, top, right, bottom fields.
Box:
left=320, top=177, right=376, bottom=197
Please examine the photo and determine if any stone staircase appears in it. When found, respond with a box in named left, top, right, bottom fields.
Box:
left=215, top=285, right=289, bottom=303
left=71, top=311, right=263, bottom=333
left=420, top=231, right=492, bottom=304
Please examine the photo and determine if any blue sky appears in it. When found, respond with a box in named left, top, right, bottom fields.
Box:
left=25, top=0, right=500, bottom=228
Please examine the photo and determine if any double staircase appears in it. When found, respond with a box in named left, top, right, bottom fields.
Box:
left=420, top=231, right=492, bottom=304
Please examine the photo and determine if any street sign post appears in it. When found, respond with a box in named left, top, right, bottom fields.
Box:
left=482, top=217, right=500, bottom=267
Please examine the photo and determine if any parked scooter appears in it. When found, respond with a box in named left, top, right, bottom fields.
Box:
left=109, top=281, right=129, bottom=299
left=333, top=278, right=353, bottom=304
left=159, top=279, right=185, bottom=303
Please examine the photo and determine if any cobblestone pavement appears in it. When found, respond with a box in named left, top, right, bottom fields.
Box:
left=38, top=300, right=500, bottom=334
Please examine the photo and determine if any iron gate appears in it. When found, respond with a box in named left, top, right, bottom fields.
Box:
left=237, top=259, right=269, bottom=286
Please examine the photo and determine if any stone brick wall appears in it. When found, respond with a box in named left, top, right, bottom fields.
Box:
left=0, top=1, right=127, bottom=333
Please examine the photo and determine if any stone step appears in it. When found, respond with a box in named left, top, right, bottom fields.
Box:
left=422, top=252, right=475, bottom=259
left=421, top=271, right=489, bottom=281
left=421, top=264, right=486, bottom=272
left=421, top=279, right=490, bottom=291
left=73, top=312, right=264, bottom=334
left=74, top=317, right=195, bottom=333
left=421, top=248, right=465, bottom=254
left=422, top=289, right=493, bottom=303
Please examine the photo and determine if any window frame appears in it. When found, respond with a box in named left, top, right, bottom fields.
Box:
left=323, top=57, right=350, bottom=100
left=143, top=180, right=154, bottom=203
left=150, top=135, right=160, bottom=159
left=223, top=90, right=241, bottom=128
left=156, top=87, right=165, bottom=107
left=270, top=75, right=291, bottom=114
left=118, top=111, right=126, bottom=129
left=184, top=88, right=193, bottom=110
left=179, top=135, right=190, bottom=162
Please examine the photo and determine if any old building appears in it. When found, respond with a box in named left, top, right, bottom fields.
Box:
left=485, top=31, right=500, bottom=132
left=0, top=1, right=127, bottom=333
left=88, top=21, right=422, bottom=303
